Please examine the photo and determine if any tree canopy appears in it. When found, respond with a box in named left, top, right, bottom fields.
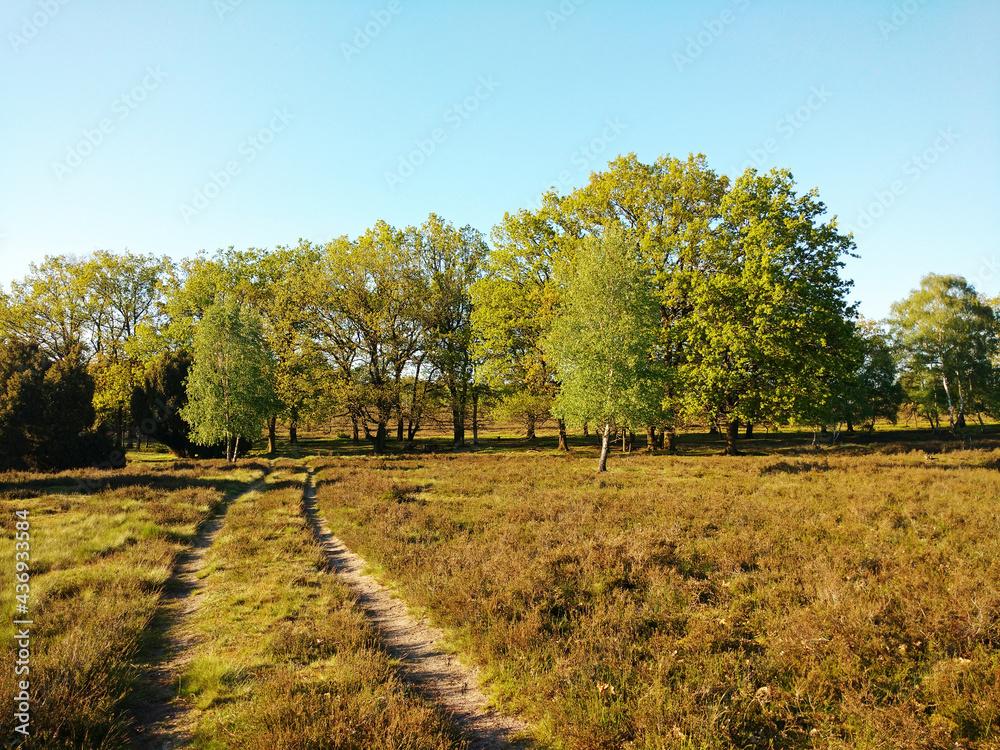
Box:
left=3, top=153, right=998, bottom=462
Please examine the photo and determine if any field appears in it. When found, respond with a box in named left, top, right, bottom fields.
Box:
left=3, top=428, right=1000, bottom=748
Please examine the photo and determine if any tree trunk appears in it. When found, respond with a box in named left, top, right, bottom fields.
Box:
left=709, top=421, right=719, bottom=435
left=597, top=423, right=611, bottom=473
left=583, top=421, right=589, bottom=437
left=472, top=390, right=479, bottom=446
left=745, top=423, right=753, bottom=438
left=351, top=416, right=360, bottom=443
left=526, top=416, right=536, bottom=441
left=846, top=419, right=854, bottom=434
left=452, top=389, right=465, bottom=446
left=374, top=421, right=387, bottom=455
left=397, top=416, right=404, bottom=442
left=289, top=424, right=298, bottom=444
left=557, top=419, right=568, bottom=451
left=646, top=425, right=656, bottom=451
left=724, top=419, right=740, bottom=456
left=941, top=374, right=956, bottom=429
left=232, top=435, right=240, bottom=463
left=664, top=427, right=676, bottom=452
left=268, top=415, right=277, bottom=454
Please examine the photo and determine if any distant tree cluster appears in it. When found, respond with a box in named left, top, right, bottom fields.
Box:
left=2, top=152, right=998, bottom=469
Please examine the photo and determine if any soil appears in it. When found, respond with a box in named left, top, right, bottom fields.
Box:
left=302, top=468, right=531, bottom=750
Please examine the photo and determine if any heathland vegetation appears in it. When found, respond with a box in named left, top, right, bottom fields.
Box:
left=2, top=152, right=1000, bottom=748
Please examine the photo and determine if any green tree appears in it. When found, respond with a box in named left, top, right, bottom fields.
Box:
left=181, top=298, right=277, bottom=462
left=831, top=319, right=904, bottom=432
left=472, top=200, right=572, bottom=445
left=562, top=153, right=729, bottom=449
left=309, top=222, right=429, bottom=454
left=0, top=341, right=113, bottom=471
left=1, top=255, right=91, bottom=359
left=679, top=168, right=857, bottom=454
left=888, top=274, right=998, bottom=430
left=417, top=214, right=489, bottom=446
left=544, top=230, right=662, bottom=472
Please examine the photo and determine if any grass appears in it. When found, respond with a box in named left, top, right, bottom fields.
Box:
left=180, top=459, right=467, bottom=749
left=0, top=459, right=265, bottom=749
left=312, top=445, right=1000, bottom=749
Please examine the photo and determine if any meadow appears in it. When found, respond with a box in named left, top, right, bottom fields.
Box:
left=2, top=427, right=999, bottom=749
left=311, top=432, right=1000, bottom=749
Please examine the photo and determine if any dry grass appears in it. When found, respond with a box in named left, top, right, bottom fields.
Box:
left=181, top=460, right=467, bottom=749
left=313, top=447, right=1000, bottom=749
left=0, top=460, right=264, bottom=748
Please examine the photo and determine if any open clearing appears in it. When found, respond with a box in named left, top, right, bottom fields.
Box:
left=3, top=434, right=1000, bottom=749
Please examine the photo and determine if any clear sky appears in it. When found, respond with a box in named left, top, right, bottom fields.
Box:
left=2, top=0, right=997, bottom=319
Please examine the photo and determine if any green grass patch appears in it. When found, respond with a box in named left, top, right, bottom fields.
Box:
left=0, top=460, right=264, bottom=748
left=182, top=464, right=466, bottom=749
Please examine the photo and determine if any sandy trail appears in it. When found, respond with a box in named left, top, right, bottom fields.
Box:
left=129, top=475, right=267, bottom=749
left=302, top=468, right=530, bottom=750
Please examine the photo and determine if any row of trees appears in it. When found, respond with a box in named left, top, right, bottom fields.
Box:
left=2, top=152, right=998, bottom=469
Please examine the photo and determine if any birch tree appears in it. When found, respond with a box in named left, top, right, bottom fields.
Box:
left=181, top=298, right=276, bottom=461
left=543, top=230, right=662, bottom=472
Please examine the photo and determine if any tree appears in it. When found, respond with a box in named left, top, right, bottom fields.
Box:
left=679, top=168, right=857, bottom=454
left=0, top=340, right=113, bottom=471
left=888, top=274, right=998, bottom=430
left=830, top=319, right=904, bottom=432
left=472, top=201, right=571, bottom=445
left=181, top=298, right=276, bottom=461
left=309, top=222, right=429, bottom=454
left=1, top=255, right=91, bottom=360
left=562, top=153, right=729, bottom=450
left=417, top=214, right=489, bottom=446
left=544, top=230, right=662, bottom=472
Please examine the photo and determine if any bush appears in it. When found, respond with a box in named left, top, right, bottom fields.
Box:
left=0, top=340, right=114, bottom=471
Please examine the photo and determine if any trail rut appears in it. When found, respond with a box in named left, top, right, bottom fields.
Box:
left=130, top=475, right=267, bottom=749
left=302, top=468, right=530, bottom=750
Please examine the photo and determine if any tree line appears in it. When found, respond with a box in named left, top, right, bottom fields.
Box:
left=2, top=153, right=998, bottom=471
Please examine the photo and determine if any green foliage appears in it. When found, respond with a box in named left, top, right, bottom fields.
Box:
left=888, top=274, right=999, bottom=428
left=418, top=213, right=489, bottom=444
left=0, top=340, right=114, bottom=471
left=471, top=202, right=570, bottom=438
left=308, top=221, right=430, bottom=453
left=544, top=230, right=662, bottom=468
left=830, top=319, right=904, bottom=430
left=679, top=168, right=857, bottom=452
left=181, top=298, right=277, bottom=461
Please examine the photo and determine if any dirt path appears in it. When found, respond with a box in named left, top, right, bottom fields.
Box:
left=302, top=468, right=531, bottom=750
left=129, top=474, right=268, bottom=749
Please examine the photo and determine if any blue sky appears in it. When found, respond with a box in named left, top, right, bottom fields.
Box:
left=1, top=0, right=997, bottom=319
